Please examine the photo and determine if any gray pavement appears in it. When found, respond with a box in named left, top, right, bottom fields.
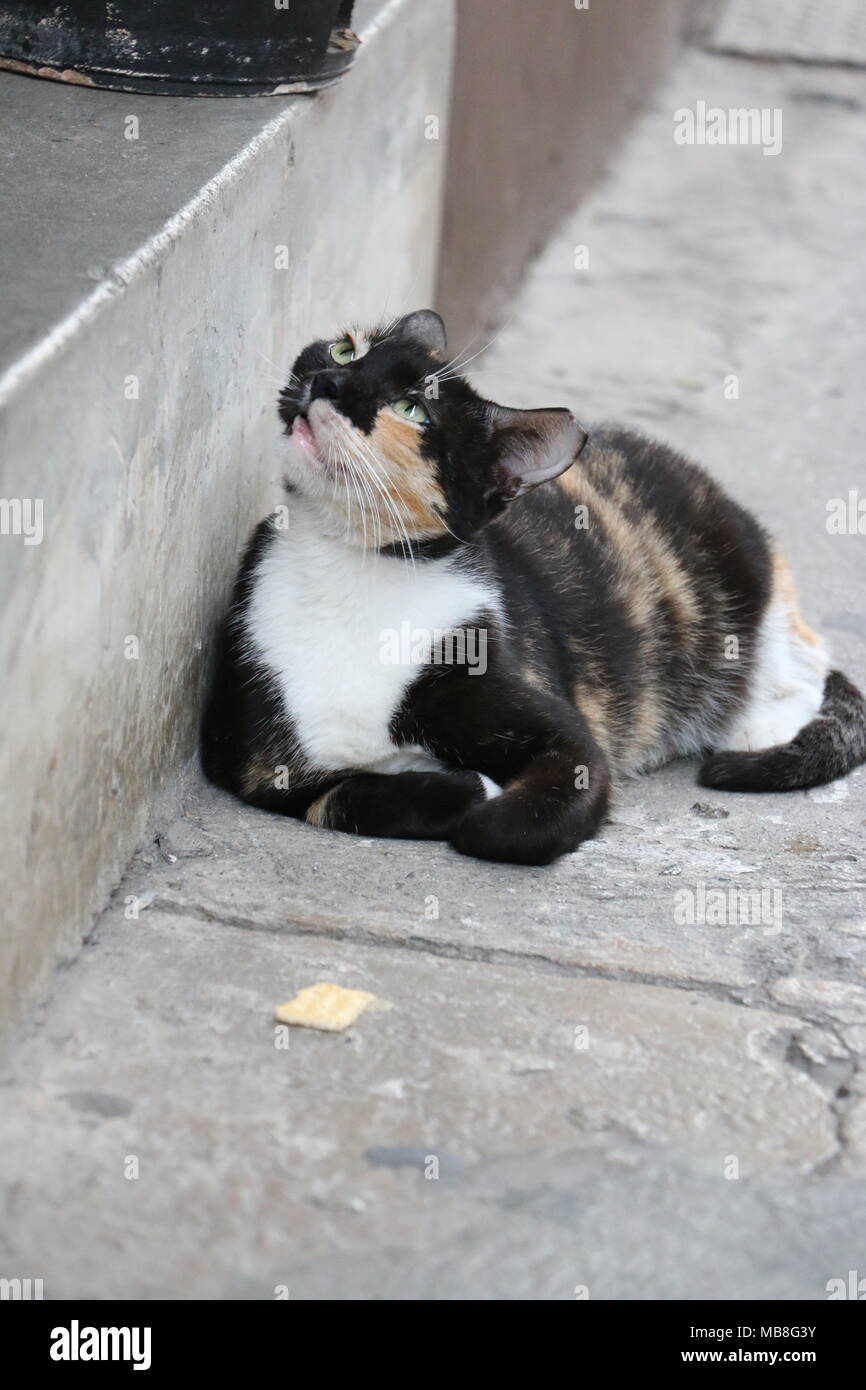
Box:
left=2, top=43, right=866, bottom=1299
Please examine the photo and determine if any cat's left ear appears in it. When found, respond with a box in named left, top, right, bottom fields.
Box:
left=393, top=309, right=448, bottom=357
left=488, top=405, right=588, bottom=501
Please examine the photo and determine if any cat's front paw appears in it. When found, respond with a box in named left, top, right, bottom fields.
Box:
left=319, top=768, right=488, bottom=840
left=450, top=796, right=572, bottom=865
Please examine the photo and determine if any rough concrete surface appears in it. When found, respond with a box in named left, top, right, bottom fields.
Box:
left=2, top=44, right=866, bottom=1299
left=0, top=0, right=455, bottom=1028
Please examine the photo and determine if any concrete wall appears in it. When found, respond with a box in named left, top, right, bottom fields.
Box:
left=0, top=0, right=455, bottom=1029
left=437, top=0, right=694, bottom=348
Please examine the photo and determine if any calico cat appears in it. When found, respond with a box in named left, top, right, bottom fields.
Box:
left=202, top=309, right=866, bottom=865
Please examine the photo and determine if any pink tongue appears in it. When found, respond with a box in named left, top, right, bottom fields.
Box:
left=293, top=417, right=314, bottom=446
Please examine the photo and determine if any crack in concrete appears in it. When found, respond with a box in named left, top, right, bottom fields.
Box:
left=150, top=892, right=811, bottom=1018
left=777, top=1024, right=861, bottom=1175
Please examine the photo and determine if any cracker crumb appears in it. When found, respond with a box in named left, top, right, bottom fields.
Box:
left=275, top=982, right=375, bottom=1032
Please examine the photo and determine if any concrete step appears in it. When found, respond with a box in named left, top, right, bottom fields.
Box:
left=0, top=0, right=455, bottom=1030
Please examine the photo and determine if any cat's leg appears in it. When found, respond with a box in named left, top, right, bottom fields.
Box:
left=698, top=550, right=866, bottom=791
left=226, top=747, right=490, bottom=841
left=450, top=742, right=610, bottom=864
left=304, top=770, right=489, bottom=840
left=406, top=677, right=611, bottom=865
left=715, top=553, right=829, bottom=754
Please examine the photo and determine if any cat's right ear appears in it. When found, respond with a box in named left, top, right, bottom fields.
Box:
left=392, top=309, right=448, bottom=358
left=488, top=405, right=588, bottom=502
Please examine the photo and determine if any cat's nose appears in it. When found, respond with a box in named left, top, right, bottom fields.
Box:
left=309, top=370, right=343, bottom=404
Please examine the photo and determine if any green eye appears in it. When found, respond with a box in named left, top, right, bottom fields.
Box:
left=329, top=338, right=355, bottom=365
left=392, top=398, right=430, bottom=425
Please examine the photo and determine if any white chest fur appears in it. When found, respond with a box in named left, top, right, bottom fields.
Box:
left=243, top=519, right=499, bottom=772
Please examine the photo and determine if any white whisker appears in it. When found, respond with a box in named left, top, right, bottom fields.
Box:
left=434, top=314, right=517, bottom=381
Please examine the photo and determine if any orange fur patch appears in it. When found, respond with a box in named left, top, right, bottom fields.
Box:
left=772, top=549, right=820, bottom=648
left=558, top=466, right=700, bottom=635
left=573, top=682, right=615, bottom=756
left=305, top=789, right=334, bottom=827
left=370, top=411, right=448, bottom=537
left=558, top=458, right=701, bottom=765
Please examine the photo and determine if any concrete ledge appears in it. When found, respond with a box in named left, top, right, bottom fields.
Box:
left=0, top=0, right=456, bottom=1029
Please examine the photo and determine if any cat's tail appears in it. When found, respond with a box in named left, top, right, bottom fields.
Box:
left=699, top=670, right=866, bottom=793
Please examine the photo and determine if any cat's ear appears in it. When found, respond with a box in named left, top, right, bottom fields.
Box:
left=393, top=309, right=448, bottom=357
left=488, top=405, right=587, bottom=500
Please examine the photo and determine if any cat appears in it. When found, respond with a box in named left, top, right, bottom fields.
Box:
left=201, top=309, right=866, bottom=865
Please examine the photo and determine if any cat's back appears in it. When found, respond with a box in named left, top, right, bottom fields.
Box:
left=494, top=424, right=769, bottom=610
left=484, top=425, right=773, bottom=770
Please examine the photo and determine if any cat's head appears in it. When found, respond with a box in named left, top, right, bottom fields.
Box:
left=278, top=309, right=587, bottom=556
